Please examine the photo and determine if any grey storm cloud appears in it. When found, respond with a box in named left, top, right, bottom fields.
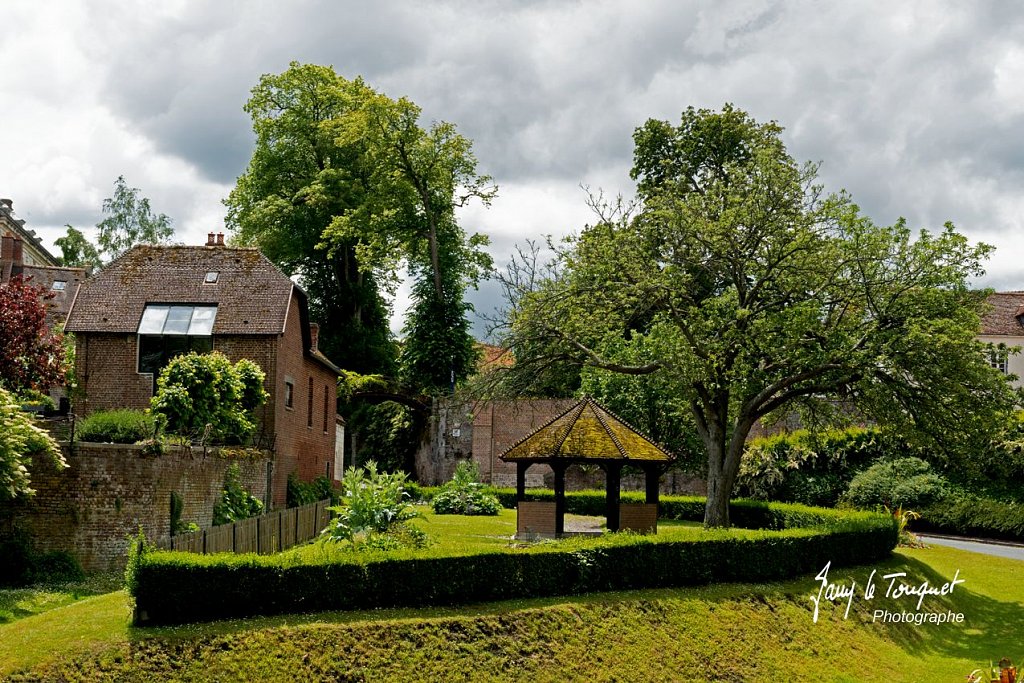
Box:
left=6, top=0, right=1024, bottom=336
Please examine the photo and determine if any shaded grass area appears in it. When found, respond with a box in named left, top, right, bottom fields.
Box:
left=3, top=544, right=1021, bottom=682
left=0, top=572, right=122, bottom=624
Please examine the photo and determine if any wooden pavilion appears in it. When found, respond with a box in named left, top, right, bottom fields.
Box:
left=499, top=397, right=675, bottom=537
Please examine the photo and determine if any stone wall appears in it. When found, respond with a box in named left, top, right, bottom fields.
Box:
left=0, top=443, right=270, bottom=571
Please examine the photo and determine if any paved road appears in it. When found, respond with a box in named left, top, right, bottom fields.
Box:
left=918, top=534, right=1024, bottom=561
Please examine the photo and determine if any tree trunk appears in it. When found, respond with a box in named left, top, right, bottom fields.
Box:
left=703, top=432, right=730, bottom=528
left=701, top=412, right=757, bottom=529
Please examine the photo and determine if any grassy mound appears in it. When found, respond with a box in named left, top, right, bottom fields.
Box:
left=2, top=545, right=1020, bottom=682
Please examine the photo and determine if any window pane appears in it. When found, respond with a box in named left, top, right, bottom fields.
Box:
left=138, top=305, right=169, bottom=334
left=163, top=306, right=193, bottom=335
left=188, top=306, right=217, bottom=335
left=189, top=337, right=213, bottom=354
left=139, top=336, right=164, bottom=374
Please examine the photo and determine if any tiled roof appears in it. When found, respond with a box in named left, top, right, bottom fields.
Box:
left=20, top=265, right=87, bottom=325
left=65, top=245, right=295, bottom=335
left=499, top=397, right=674, bottom=462
left=980, top=292, right=1024, bottom=336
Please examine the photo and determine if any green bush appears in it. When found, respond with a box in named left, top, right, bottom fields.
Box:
left=0, top=531, right=83, bottom=587
left=212, top=463, right=264, bottom=526
left=737, top=427, right=904, bottom=507
left=1, top=386, right=65, bottom=501
left=287, top=473, right=337, bottom=508
left=432, top=461, right=501, bottom=516
left=151, top=352, right=268, bottom=443
left=130, top=500, right=897, bottom=625
left=76, top=409, right=155, bottom=444
left=916, top=497, right=1024, bottom=542
left=843, top=457, right=948, bottom=510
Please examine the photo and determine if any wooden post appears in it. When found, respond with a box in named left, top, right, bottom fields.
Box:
left=516, top=461, right=527, bottom=502
left=553, top=461, right=567, bottom=536
left=645, top=465, right=660, bottom=506
left=606, top=462, right=622, bottom=532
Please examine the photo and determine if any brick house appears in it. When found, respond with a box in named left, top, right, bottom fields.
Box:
left=1, top=199, right=87, bottom=327
left=64, top=235, right=342, bottom=507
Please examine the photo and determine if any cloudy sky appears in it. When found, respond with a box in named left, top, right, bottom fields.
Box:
left=4, top=1, right=1024, bottom=337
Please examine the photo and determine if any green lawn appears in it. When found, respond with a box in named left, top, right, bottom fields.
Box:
left=1, top=541, right=1020, bottom=681
left=282, top=507, right=745, bottom=564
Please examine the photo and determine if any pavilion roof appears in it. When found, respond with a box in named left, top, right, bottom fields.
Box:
left=499, top=397, right=675, bottom=463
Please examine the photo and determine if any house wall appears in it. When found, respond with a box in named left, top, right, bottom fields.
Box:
left=74, top=333, right=155, bottom=414
left=978, top=334, right=1024, bottom=389
left=0, top=443, right=269, bottom=571
left=270, top=294, right=338, bottom=507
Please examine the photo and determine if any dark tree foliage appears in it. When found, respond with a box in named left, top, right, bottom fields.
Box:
left=0, top=275, right=66, bottom=393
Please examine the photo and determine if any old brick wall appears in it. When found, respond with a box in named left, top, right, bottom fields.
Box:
left=270, top=294, right=337, bottom=507
left=0, top=443, right=269, bottom=572
left=75, top=334, right=154, bottom=414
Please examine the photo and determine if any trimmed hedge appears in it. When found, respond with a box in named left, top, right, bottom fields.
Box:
left=130, top=499, right=897, bottom=625
left=915, top=498, right=1024, bottom=542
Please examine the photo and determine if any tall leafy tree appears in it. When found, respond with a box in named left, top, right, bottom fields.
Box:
left=498, top=105, right=1019, bottom=528
left=0, top=275, right=67, bottom=393
left=330, top=92, right=495, bottom=391
left=228, top=63, right=495, bottom=388
left=96, top=176, right=174, bottom=261
left=54, top=225, right=101, bottom=270
left=225, top=63, right=398, bottom=375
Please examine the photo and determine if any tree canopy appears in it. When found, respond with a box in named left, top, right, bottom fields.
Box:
left=496, top=105, right=1019, bottom=528
left=226, top=62, right=493, bottom=389
left=96, top=176, right=174, bottom=261
left=55, top=225, right=101, bottom=270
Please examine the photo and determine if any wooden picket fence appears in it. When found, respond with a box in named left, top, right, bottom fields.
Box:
left=158, top=499, right=332, bottom=555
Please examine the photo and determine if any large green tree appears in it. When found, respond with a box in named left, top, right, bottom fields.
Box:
left=228, top=62, right=494, bottom=389
left=326, top=86, right=494, bottom=391
left=498, top=105, right=1019, bottom=528
left=54, top=225, right=101, bottom=270
left=96, top=176, right=174, bottom=261
left=226, top=64, right=396, bottom=374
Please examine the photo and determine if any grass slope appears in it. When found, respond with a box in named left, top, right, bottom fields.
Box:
left=2, top=544, right=1020, bottom=682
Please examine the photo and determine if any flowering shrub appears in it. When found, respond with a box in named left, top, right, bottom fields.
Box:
left=0, top=386, right=65, bottom=501
left=151, top=352, right=268, bottom=443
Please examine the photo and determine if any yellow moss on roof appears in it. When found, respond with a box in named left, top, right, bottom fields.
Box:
left=500, top=398, right=674, bottom=462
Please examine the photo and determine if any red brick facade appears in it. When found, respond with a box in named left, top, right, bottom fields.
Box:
left=73, top=291, right=338, bottom=508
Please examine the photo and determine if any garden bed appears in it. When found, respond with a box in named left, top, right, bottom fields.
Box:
left=129, top=497, right=898, bottom=625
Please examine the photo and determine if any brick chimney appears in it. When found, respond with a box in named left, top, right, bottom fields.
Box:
left=309, top=323, right=320, bottom=352
left=1, top=233, right=24, bottom=280
left=216, top=232, right=225, bottom=246
left=206, top=232, right=216, bottom=246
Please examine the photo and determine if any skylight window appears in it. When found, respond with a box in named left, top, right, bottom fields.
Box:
left=138, top=304, right=217, bottom=336
left=204, top=271, right=219, bottom=284
left=51, top=281, right=67, bottom=291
